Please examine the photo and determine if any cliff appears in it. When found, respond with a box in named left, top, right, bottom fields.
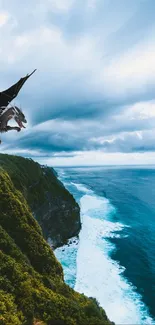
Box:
left=0, top=154, right=81, bottom=247
left=0, top=154, right=113, bottom=325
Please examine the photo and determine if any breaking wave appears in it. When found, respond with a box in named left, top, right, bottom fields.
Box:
left=55, top=171, right=153, bottom=324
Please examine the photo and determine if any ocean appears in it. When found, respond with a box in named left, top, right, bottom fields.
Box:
left=54, top=166, right=155, bottom=324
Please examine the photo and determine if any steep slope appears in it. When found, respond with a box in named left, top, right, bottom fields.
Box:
left=0, top=162, right=113, bottom=325
left=0, top=154, right=81, bottom=247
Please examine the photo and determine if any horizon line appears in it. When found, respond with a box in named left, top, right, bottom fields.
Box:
left=53, top=163, right=155, bottom=168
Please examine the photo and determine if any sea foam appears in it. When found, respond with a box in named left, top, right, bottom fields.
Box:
left=70, top=182, right=93, bottom=194
left=55, top=237, right=79, bottom=288
left=55, top=170, right=153, bottom=324
left=75, top=190, right=153, bottom=324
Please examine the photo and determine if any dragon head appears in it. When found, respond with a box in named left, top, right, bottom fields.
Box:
left=13, top=106, right=27, bottom=129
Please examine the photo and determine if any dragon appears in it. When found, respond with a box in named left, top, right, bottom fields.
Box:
left=0, top=69, right=36, bottom=143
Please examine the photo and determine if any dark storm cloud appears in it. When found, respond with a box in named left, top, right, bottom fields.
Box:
left=100, top=130, right=155, bottom=153
left=1, top=0, right=155, bottom=159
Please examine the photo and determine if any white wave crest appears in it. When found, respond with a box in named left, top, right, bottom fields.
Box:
left=71, top=182, right=93, bottom=194
left=75, top=193, right=153, bottom=324
left=54, top=174, right=153, bottom=324
left=54, top=237, right=79, bottom=287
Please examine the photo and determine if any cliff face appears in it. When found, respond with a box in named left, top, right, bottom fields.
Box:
left=0, top=154, right=113, bottom=325
left=0, top=154, right=81, bottom=247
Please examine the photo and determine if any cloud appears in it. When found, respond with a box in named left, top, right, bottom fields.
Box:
left=0, top=0, right=155, bottom=164
left=34, top=151, right=155, bottom=167
left=48, top=0, right=74, bottom=12
left=93, top=130, right=155, bottom=153
left=2, top=97, right=155, bottom=157
left=0, top=12, right=9, bottom=27
left=103, top=37, right=155, bottom=99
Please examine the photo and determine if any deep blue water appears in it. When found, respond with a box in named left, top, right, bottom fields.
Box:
left=55, top=166, right=155, bottom=324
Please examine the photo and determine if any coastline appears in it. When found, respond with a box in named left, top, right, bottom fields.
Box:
left=0, top=154, right=113, bottom=325
left=55, top=167, right=154, bottom=325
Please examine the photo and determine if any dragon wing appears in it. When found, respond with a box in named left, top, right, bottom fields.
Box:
left=0, top=69, right=37, bottom=108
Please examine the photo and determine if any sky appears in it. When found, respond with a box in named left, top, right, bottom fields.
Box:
left=0, top=0, right=155, bottom=166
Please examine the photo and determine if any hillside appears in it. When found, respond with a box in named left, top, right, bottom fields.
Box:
left=0, top=154, right=81, bottom=247
left=0, top=154, right=113, bottom=325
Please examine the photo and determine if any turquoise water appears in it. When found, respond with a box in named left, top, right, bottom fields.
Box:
left=54, top=166, right=155, bottom=324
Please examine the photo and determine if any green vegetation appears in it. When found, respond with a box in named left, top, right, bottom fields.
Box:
left=0, top=153, right=81, bottom=246
left=0, top=154, right=76, bottom=208
left=0, top=154, right=112, bottom=325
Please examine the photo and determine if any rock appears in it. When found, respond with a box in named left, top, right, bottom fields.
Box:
left=0, top=153, right=81, bottom=248
left=0, top=153, right=113, bottom=325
